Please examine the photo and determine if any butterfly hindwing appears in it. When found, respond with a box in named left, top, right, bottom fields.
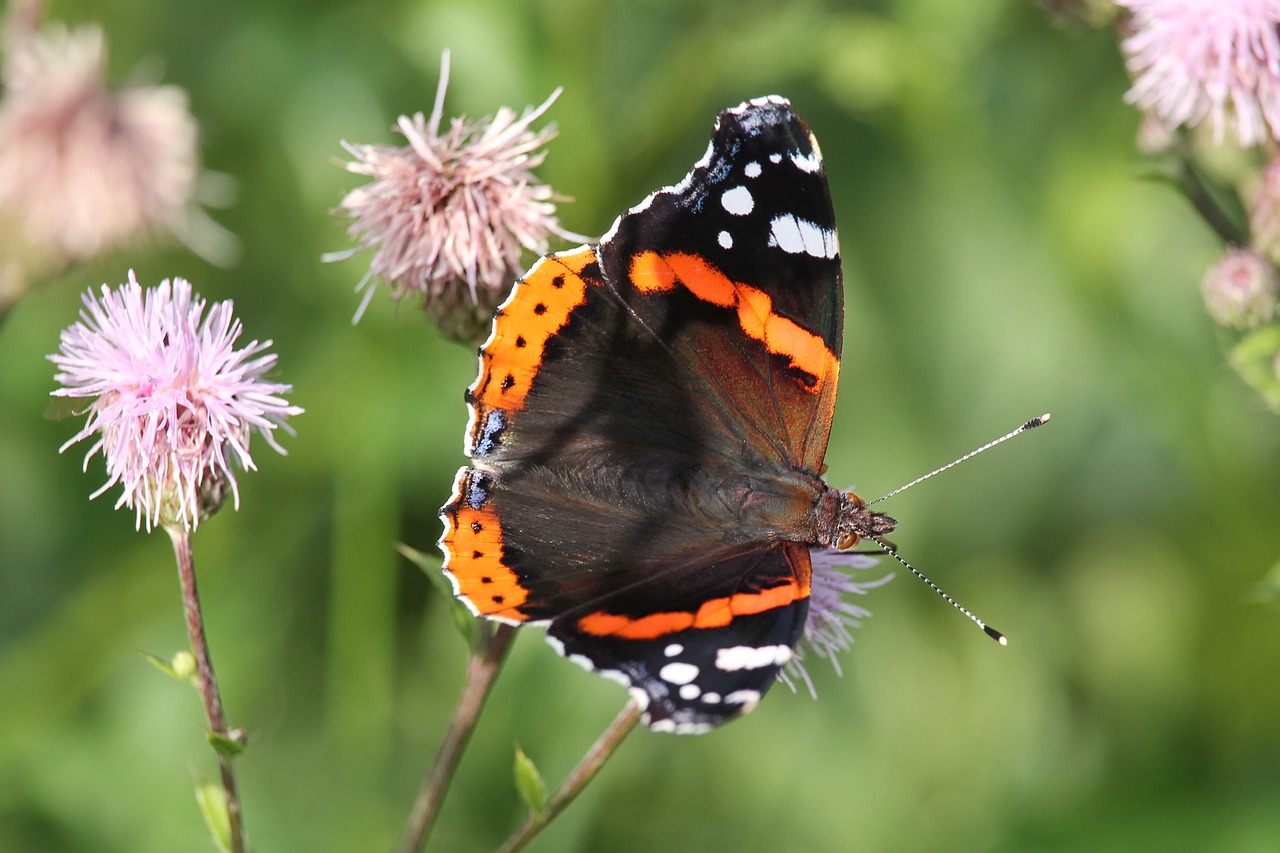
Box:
left=549, top=542, right=813, bottom=732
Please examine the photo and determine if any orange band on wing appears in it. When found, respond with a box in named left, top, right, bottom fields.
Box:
left=628, top=250, right=837, bottom=393
left=659, top=253, right=737, bottom=307
left=629, top=251, right=678, bottom=293
left=472, top=247, right=596, bottom=416
left=575, top=577, right=808, bottom=640
left=441, top=472, right=529, bottom=621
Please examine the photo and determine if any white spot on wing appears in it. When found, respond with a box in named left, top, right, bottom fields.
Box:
left=659, top=662, right=700, bottom=685
left=768, top=214, right=838, bottom=259
left=628, top=687, right=652, bottom=710
left=744, top=161, right=762, bottom=178
left=667, top=719, right=714, bottom=734
left=715, top=644, right=793, bottom=671
left=724, top=689, right=762, bottom=710
left=664, top=643, right=684, bottom=658
left=595, top=667, right=633, bottom=690
left=718, top=230, right=733, bottom=249
left=790, top=151, right=822, bottom=173
left=679, top=684, right=701, bottom=700
left=721, top=185, right=754, bottom=216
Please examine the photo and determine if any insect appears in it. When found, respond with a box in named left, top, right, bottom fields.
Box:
left=440, top=96, right=1040, bottom=733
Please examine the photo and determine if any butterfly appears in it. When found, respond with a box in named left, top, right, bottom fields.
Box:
left=440, top=96, right=899, bottom=733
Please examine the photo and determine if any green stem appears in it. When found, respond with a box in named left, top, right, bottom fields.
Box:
left=497, top=700, right=642, bottom=853
left=1176, top=155, right=1248, bottom=247
left=166, top=526, right=246, bottom=853
left=396, top=622, right=517, bottom=853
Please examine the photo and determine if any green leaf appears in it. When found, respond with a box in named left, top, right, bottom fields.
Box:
left=397, top=543, right=444, bottom=587
left=194, top=780, right=233, bottom=853
left=207, top=729, right=247, bottom=758
left=513, top=745, right=548, bottom=817
left=139, top=649, right=197, bottom=686
left=139, top=650, right=179, bottom=678
left=1229, top=324, right=1280, bottom=412
left=398, top=542, right=477, bottom=647
left=1253, top=561, right=1280, bottom=606
left=1231, top=323, right=1280, bottom=361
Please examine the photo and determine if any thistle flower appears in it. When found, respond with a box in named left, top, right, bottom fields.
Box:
left=1119, top=0, right=1280, bottom=148
left=1200, top=247, right=1280, bottom=329
left=0, top=19, right=221, bottom=267
left=50, top=272, right=303, bottom=532
left=328, top=51, right=586, bottom=341
left=1251, top=156, right=1280, bottom=264
left=780, top=548, right=893, bottom=698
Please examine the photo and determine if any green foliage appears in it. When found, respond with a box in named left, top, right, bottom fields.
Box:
left=139, top=650, right=198, bottom=687
left=194, top=780, right=232, bottom=853
left=513, top=745, right=548, bottom=819
left=1231, top=324, right=1280, bottom=412
left=206, top=731, right=246, bottom=760
left=399, top=542, right=477, bottom=648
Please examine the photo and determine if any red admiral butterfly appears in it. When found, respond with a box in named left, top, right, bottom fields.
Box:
left=440, top=96, right=903, bottom=733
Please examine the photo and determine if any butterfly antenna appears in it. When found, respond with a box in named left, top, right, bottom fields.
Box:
left=866, top=413, right=1050, bottom=508
left=869, top=535, right=1007, bottom=646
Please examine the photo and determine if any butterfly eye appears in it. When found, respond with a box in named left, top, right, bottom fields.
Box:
left=835, top=531, right=860, bottom=550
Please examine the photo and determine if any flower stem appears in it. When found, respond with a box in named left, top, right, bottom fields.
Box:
left=166, top=526, right=245, bottom=853
left=396, top=622, right=517, bottom=853
left=497, top=699, right=642, bottom=853
left=1176, top=154, right=1248, bottom=246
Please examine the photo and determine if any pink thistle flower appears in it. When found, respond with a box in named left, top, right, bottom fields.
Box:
left=1250, top=155, right=1280, bottom=263
left=0, top=19, right=229, bottom=267
left=327, top=50, right=586, bottom=341
left=779, top=548, right=893, bottom=698
left=50, top=272, right=303, bottom=532
left=1200, top=246, right=1279, bottom=328
left=1119, top=0, right=1280, bottom=147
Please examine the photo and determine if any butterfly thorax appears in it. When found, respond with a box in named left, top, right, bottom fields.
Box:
left=693, top=464, right=898, bottom=553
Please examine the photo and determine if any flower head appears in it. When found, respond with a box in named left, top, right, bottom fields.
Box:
left=780, top=548, right=893, bottom=698
left=50, top=272, right=303, bottom=532
left=328, top=51, right=585, bottom=341
left=0, top=19, right=219, bottom=266
left=1119, top=0, right=1280, bottom=147
left=1251, top=156, right=1280, bottom=264
left=1200, top=246, right=1279, bottom=328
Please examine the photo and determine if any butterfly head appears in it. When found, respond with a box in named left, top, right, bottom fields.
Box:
left=828, top=490, right=898, bottom=551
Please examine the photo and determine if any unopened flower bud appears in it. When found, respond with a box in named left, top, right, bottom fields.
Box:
left=171, top=651, right=197, bottom=680
left=1201, top=248, right=1279, bottom=330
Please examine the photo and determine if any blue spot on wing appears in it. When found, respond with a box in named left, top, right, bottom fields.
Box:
left=465, top=472, right=490, bottom=510
left=474, top=409, right=507, bottom=458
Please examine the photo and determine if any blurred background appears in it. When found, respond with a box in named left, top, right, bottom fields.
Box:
left=2, top=0, right=1278, bottom=850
